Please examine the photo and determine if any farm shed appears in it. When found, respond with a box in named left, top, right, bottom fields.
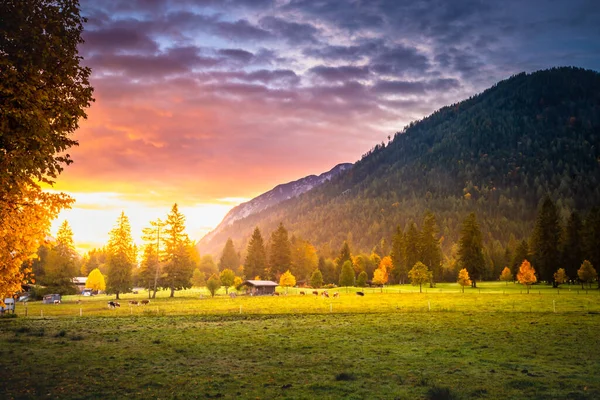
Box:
left=72, top=277, right=87, bottom=292
left=242, top=280, right=278, bottom=296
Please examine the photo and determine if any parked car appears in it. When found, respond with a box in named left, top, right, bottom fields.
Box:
left=82, top=289, right=93, bottom=296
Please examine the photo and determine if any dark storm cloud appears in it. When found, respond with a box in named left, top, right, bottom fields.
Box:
left=83, top=27, right=159, bottom=54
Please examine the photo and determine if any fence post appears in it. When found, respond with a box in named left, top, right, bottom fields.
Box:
left=80, top=308, right=82, bottom=317
left=553, top=300, right=556, bottom=313
left=239, top=305, right=242, bottom=314
left=428, top=301, right=431, bottom=311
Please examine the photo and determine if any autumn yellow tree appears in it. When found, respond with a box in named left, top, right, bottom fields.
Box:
left=553, top=268, right=568, bottom=287
left=577, top=260, right=597, bottom=289
left=279, top=270, right=296, bottom=294
left=0, top=0, right=93, bottom=302
left=517, top=260, right=537, bottom=293
left=372, top=266, right=389, bottom=287
left=457, top=268, right=472, bottom=293
left=206, top=274, right=221, bottom=297
left=86, top=268, right=106, bottom=292
left=408, top=262, right=432, bottom=293
left=499, top=267, right=513, bottom=285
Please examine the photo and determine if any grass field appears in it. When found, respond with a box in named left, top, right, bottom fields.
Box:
left=1, top=282, right=599, bottom=399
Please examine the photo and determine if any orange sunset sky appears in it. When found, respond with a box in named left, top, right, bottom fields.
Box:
left=51, top=0, right=600, bottom=254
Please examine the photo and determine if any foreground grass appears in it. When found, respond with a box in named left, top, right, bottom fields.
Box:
left=1, top=287, right=599, bottom=399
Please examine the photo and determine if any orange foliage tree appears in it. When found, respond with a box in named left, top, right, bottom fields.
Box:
left=499, top=267, right=513, bottom=285
left=553, top=268, right=568, bottom=287
left=517, top=260, right=537, bottom=293
left=457, top=268, right=472, bottom=293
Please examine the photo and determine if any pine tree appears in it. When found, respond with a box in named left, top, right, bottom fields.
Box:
left=162, top=204, right=195, bottom=297
left=457, top=213, right=485, bottom=287
left=219, top=238, right=240, bottom=271
left=561, top=212, right=584, bottom=279
left=42, top=220, right=78, bottom=293
left=290, top=237, right=318, bottom=283
left=511, top=240, right=529, bottom=277
left=309, top=269, right=324, bottom=288
left=390, top=226, right=406, bottom=284
left=339, top=260, right=355, bottom=288
left=106, top=212, right=136, bottom=299
left=269, top=223, right=292, bottom=278
left=404, top=223, right=420, bottom=275
left=337, top=241, right=352, bottom=270
left=141, top=218, right=165, bottom=298
left=419, top=211, right=442, bottom=285
left=531, top=197, right=561, bottom=284
left=244, top=227, right=267, bottom=279
left=583, top=208, right=600, bottom=281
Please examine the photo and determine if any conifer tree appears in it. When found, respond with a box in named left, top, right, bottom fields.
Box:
left=162, top=204, right=195, bottom=297
left=141, top=218, right=165, bottom=298
left=309, top=269, right=323, bottom=288
left=244, top=227, right=267, bottom=279
left=583, top=208, right=600, bottom=280
left=404, top=223, right=420, bottom=274
left=219, top=238, right=240, bottom=271
left=42, top=220, right=78, bottom=293
left=419, top=211, right=442, bottom=285
left=457, top=213, right=485, bottom=287
left=337, top=241, right=352, bottom=270
left=530, top=197, right=561, bottom=284
left=390, top=226, right=406, bottom=284
left=339, top=260, right=355, bottom=288
left=269, top=223, right=292, bottom=277
left=106, top=212, right=136, bottom=299
left=290, top=237, right=318, bottom=282
left=511, top=240, right=529, bottom=277
left=356, top=271, right=368, bottom=287
left=561, top=212, right=584, bottom=279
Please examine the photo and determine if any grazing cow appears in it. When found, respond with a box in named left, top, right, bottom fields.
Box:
left=312, top=290, right=319, bottom=296
left=229, top=292, right=237, bottom=299
left=114, top=301, right=121, bottom=307
left=108, top=301, right=117, bottom=309
left=141, top=300, right=150, bottom=305
left=333, top=292, right=340, bottom=298
left=272, top=292, right=280, bottom=296
left=129, top=300, right=139, bottom=305
left=356, top=291, right=365, bottom=296
left=299, top=291, right=305, bottom=295
left=76, top=300, right=81, bottom=304
left=53, top=300, right=61, bottom=305
left=322, top=291, right=329, bottom=298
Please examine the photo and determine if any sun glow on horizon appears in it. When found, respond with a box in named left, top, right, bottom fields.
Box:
left=48, top=191, right=247, bottom=255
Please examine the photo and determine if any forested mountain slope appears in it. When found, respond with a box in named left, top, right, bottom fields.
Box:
left=202, top=67, right=600, bottom=258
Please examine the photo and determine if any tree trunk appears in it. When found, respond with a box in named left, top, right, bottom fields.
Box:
left=419, top=283, right=422, bottom=293
left=472, top=280, right=477, bottom=288
left=225, top=287, right=229, bottom=294
left=152, top=288, right=157, bottom=299
left=170, top=287, right=175, bottom=297
left=116, top=291, right=120, bottom=300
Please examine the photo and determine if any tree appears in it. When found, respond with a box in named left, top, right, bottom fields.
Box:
left=339, top=260, right=355, bottom=288
left=279, top=270, right=296, bottom=293
left=190, top=268, right=205, bottom=288
left=577, top=260, right=597, bottom=289
left=408, top=262, right=432, bottom=293
left=457, top=268, right=471, bottom=293
left=457, top=213, right=485, bottom=287
left=499, top=267, right=513, bottom=285
left=233, top=276, right=243, bottom=291
left=420, top=211, right=442, bottom=285
left=41, top=220, right=79, bottom=294
left=553, top=268, right=568, bottom=287
left=106, top=212, right=136, bottom=299
left=86, top=268, right=106, bottom=292
left=372, top=267, right=388, bottom=286
left=531, top=197, right=561, bottom=284
left=219, top=269, right=235, bottom=294
left=290, top=238, right=318, bottom=283
left=583, top=208, right=600, bottom=281
left=269, top=223, right=292, bottom=278
left=206, top=274, right=221, bottom=297
left=404, top=223, right=420, bottom=274
left=511, top=240, right=529, bottom=277
left=219, top=238, right=240, bottom=271
left=517, top=260, right=537, bottom=293
left=162, top=204, right=195, bottom=297
left=141, top=218, right=166, bottom=299
left=0, top=0, right=93, bottom=300
left=390, top=226, right=406, bottom=284
left=356, top=271, right=368, bottom=288
left=319, top=257, right=337, bottom=285
left=199, top=255, right=218, bottom=278
left=337, top=241, right=352, bottom=271
left=244, top=227, right=267, bottom=279
left=309, top=269, right=323, bottom=288
left=561, top=212, right=584, bottom=280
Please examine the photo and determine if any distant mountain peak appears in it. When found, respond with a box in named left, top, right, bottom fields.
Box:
left=198, top=163, right=352, bottom=249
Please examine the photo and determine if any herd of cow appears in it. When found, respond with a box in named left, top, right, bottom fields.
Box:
left=295, top=290, right=365, bottom=297
left=107, top=300, right=150, bottom=309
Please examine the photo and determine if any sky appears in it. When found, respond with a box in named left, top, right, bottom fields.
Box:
left=50, top=0, right=600, bottom=253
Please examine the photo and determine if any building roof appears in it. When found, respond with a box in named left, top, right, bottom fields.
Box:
left=243, top=280, right=278, bottom=287
left=72, top=277, right=87, bottom=284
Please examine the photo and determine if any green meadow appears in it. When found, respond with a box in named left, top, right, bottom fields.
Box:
left=1, top=282, right=599, bottom=399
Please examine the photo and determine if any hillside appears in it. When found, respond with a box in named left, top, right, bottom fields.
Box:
left=201, top=67, right=600, bottom=259
left=198, top=163, right=352, bottom=254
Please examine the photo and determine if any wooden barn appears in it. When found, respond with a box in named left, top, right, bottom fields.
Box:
left=242, top=280, right=278, bottom=296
